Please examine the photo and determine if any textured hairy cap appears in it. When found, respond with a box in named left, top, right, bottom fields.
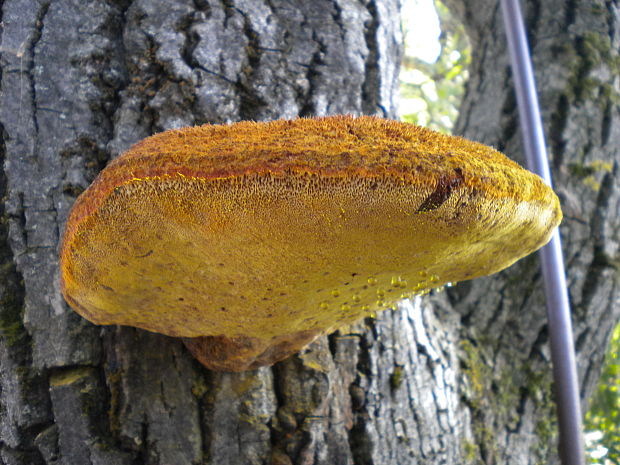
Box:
left=60, top=115, right=562, bottom=371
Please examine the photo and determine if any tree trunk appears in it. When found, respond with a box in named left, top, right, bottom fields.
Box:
left=443, top=0, right=620, bottom=462
left=0, top=1, right=617, bottom=464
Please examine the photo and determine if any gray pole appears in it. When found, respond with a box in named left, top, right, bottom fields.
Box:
left=500, top=1, right=585, bottom=464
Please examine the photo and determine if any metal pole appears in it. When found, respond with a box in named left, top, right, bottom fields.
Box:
left=499, top=1, right=585, bottom=464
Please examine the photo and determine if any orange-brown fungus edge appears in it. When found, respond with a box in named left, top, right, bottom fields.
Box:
left=61, top=115, right=552, bottom=244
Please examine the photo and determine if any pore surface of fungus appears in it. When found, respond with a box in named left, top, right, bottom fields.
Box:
left=60, top=115, right=562, bottom=371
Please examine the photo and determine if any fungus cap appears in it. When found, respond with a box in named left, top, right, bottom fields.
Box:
left=60, top=115, right=562, bottom=371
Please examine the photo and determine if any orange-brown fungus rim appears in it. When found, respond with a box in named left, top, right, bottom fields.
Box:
left=60, top=115, right=556, bottom=267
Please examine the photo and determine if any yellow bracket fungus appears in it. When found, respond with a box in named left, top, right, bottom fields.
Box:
left=59, top=115, right=562, bottom=371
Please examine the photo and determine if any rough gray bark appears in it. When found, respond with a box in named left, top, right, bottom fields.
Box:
left=0, top=1, right=617, bottom=465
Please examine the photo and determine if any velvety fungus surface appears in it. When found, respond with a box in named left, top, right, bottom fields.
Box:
left=60, top=115, right=562, bottom=371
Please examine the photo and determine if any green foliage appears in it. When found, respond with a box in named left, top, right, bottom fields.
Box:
left=399, top=1, right=470, bottom=133
left=585, top=323, right=620, bottom=465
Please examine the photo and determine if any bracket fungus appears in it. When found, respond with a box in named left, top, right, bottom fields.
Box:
left=60, top=115, right=562, bottom=371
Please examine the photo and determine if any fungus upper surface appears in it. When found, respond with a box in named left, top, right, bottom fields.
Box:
left=60, top=115, right=562, bottom=341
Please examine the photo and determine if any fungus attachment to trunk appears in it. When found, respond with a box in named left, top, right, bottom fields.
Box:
left=59, top=115, right=562, bottom=371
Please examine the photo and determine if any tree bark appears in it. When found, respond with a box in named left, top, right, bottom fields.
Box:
left=444, top=1, right=620, bottom=462
left=0, top=1, right=617, bottom=465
